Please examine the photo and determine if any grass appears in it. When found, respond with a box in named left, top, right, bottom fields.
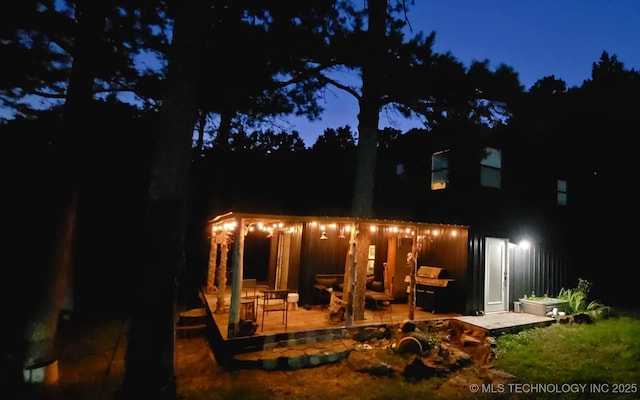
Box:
left=493, top=310, right=640, bottom=399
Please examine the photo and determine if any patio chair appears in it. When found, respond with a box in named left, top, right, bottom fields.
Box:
left=238, top=279, right=258, bottom=321
left=368, top=292, right=394, bottom=322
left=242, top=278, right=257, bottom=299
left=371, top=299, right=393, bottom=322
left=259, top=289, right=290, bottom=332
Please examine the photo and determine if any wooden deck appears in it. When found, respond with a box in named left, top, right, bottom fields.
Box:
left=201, top=288, right=554, bottom=340
left=196, top=288, right=556, bottom=370
left=202, top=289, right=461, bottom=340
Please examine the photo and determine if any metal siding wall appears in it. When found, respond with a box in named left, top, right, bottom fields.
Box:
left=472, top=235, right=571, bottom=314
left=417, top=230, right=469, bottom=313
left=298, top=223, right=316, bottom=305
left=509, top=243, right=570, bottom=306
left=466, top=235, right=485, bottom=314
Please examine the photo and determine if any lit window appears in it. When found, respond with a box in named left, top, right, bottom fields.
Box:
left=557, top=179, right=567, bottom=206
left=480, top=147, right=501, bottom=189
left=431, top=150, right=449, bottom=190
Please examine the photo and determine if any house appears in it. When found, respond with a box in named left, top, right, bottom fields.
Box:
left=374, top=126, right=575, bottom=312
left=205, top=210, right=570, bottom=338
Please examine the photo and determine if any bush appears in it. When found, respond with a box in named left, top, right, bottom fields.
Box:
left=557, top=278, right=604, bottom=314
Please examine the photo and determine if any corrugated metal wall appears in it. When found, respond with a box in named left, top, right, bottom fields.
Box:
left=509, top=242, right=570, bottom=302
left=417, top=228, right=469, bottom=313
left=466, top=234, right=571, bottom=314
left=466, top=235, right=486, bottom=314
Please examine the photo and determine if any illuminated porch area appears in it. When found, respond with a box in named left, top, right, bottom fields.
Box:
left=205, top=212, right=470, bottom=341
left=202, top=288, right=461, bottom=340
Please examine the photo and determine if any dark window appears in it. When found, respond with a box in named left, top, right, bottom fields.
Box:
left=480, top=147, right=501, bottom=189
left=431, top=150, right=450, bottom=190
left=557, top=179, right=567, bottom=205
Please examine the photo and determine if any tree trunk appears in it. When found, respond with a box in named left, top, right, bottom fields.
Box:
left=119, top=1, right=203, bottom=398
left=351, top=0, right=385, bottom=219
left=227, top=218, right=245, bottom=339
left=216, top=109, right=234, bottom=150
left=206, top=236, right=218, bottom=294
left=194, top=109, right=207, bottom=153
left=23, top=191, right=76, bottom=367
left=348, top=0, right=386, bottom=322
left=216, top=240, right=229, bottom=313
left=353, top=226, right=371, bottom=322
left=343, top=224, right=357, bottom=326
left=22, top=0, right=104, bottom=375
left=407, top=251, right=417, bottom=320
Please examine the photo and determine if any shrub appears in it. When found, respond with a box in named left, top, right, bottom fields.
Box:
left=557, top=278, right=604, bottom=314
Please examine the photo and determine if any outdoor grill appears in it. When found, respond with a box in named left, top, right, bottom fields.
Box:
left=415, top=266, right=455, bottom=313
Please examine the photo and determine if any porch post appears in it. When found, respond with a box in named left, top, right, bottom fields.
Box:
left=227, top=218, right=245, bottom=338
left=408, top=226, right=418, bottom=320
left=206, top=234, right=219, bottom=294
left=344, top=223, right=358, bottom=326
left=215, top=238, right=228, bottom=313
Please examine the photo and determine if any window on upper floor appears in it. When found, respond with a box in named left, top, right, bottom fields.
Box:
left=480, top=147, right=501, bottom=189
left=431, top=150, right=450, bottom=190
left=557, top=179, right=567, bottom=206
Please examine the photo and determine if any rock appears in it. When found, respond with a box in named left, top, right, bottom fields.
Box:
left=443, top=346, right=472, bottom=370
left=572, top=313, right=593, bottom=324
left=353, top=326, right=391, bottom=342
left=400, top=319, right=417, bottom=332
left=484, top=336, right=497, bottom=347
left=402, top=356, right=437, bottom=381
left=460, top=332, right=482, bottom=345
left=237, top=319, right=258, bottom=336
left=346, top=351, right=395, bottom=376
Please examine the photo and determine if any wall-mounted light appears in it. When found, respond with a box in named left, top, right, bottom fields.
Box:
left=338, top=227, right=346, bottom=239
left=320, top=231, right=328, bottom=240
left=518, top=239, right=531, bottom=249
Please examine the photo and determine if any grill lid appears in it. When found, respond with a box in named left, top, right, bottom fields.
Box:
left=416, top=266, right=453, bottom=287
left=417, top=266, right=443, bottom=279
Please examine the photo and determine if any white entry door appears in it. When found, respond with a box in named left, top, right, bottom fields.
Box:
left=484, top=237, right=509, bottom=313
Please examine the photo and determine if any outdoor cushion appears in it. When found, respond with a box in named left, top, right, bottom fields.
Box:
left=371, top=281, right=385, bottom=292
left=315, top=277, right=338, bottom=288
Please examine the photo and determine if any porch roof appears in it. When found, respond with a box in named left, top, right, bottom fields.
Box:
left=207, top=211, right=468, bottom=233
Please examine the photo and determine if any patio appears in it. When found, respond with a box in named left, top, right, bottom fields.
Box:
left=203, top=291, right=461, bottom=340
left=203, top=284, right=554, bottom=340
left=201, top=287, right=551, bottom=340
left=195, top=287, right=554, bottom=370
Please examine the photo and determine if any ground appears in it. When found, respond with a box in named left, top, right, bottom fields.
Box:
left=17, top=313, right=503, bottom=400
left=173, top=333, right=496, bottom=400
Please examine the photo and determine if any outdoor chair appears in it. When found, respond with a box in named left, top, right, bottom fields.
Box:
left=239, top=279, right=258, bottom=321
left=258, top=289, right=290, bottom=332
left=371, top=299, right=393, bottom=322
left=242, top=278, right=257, bottom=299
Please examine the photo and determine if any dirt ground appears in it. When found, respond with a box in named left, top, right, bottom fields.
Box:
left=173, top=332, right=492, bottom=400
left=16, top=313, right=497, bottom=400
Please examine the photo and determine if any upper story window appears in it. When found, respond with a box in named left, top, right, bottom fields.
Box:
left=480, top=147, right=501, bottom=189
left=431, top=150, right=450, bottom=190
left=557, top=179, right=567, bottom=205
